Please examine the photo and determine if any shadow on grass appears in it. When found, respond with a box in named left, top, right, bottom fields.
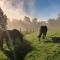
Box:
left=3, top=39, right=34, bottom=60
left=45, top=37, right=60, bottom=43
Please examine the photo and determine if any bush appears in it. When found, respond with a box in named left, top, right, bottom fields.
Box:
left=0, top=51, right=7, bottom=60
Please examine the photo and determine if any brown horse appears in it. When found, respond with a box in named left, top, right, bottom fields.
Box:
left=0, top=29, right=24, bottom=50
left=38, top=25, right=48, bottom=40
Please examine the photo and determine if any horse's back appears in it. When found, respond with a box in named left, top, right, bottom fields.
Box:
left=40, top=26, right=48, bottom=32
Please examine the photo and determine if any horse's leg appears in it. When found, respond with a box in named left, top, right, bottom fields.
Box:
left=38, top=32, right=42, bottom=41
left=13, top=39, right=15, bottom=46
left=11, top=37, right=16, bottom=48
left=20, top=36, right=24, bottom=43
left=43, top=32, right=47, bottom=39
left=6, top=39, right=11, bottom=50
left=0, top=38, right=3, bottom=50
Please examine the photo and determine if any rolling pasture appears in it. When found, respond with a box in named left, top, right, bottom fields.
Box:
left=0, top=29, right=60, bottom=60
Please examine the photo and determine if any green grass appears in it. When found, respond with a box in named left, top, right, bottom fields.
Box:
left=0, top=29, right=60, bottom=60
left=25, top=29, right=60, bottom=60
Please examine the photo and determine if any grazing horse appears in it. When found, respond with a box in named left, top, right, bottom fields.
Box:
left=38, top=25, right=48, bottom=40
left=0, top=29, right=24, bottom=50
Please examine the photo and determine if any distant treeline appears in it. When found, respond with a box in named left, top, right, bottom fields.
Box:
left=7, top=15, right=60, bottom=32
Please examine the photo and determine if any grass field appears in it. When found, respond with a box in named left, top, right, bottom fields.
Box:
left=25, top=29, right=60, bottom=60
left=0, top=29, right=60, bottom=60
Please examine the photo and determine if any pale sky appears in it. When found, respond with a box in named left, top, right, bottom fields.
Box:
left=0, top=0, right=60, bottom=21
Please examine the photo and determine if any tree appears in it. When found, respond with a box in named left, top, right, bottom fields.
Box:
left=57, top=14, right=60, bottom=21
left=24, top=16, right=31, bottom=23
left=32, top=18, right=38, bottom=32
left=0, top=8, right=7, bottom=30
left=48, top=18, right=55, bottom=24
left=32, top=18, right=37, bottom=24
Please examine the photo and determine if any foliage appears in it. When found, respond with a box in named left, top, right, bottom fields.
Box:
left=0, top=51, right=7, bottom=60
left=0, top=8, right=7, bottom=30
left=24, top=16, right=31, bottom=23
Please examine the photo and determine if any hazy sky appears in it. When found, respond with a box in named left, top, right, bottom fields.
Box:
left=0, top=0, right=60, bottom=20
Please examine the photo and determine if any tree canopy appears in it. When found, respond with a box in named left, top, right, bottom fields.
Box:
left=0, top=8, right=7, bottom=30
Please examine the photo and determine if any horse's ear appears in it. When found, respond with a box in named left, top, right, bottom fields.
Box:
left=13, top=29, right=17, bottom=31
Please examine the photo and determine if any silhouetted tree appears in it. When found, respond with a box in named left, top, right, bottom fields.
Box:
left=57, top=14, right=60, bottom=21
left=48, top=15, right=60, bottom=28
left=32, top=18, right=38, bottom=32
left=48, top=19, right=55, bottom=27
left=24, top=16, right=31, bottom=23
left=0, top=8, right=7, bottom=30
left=32, top=18, right=37, bottom=24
